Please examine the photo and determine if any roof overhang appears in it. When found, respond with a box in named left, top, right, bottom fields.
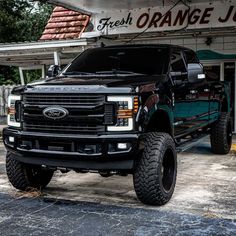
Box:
left=0, top=38, right=94, bottom=67
left=37, top=0, right=167, bottom=14
left=38, top=0, right=211, bottom=14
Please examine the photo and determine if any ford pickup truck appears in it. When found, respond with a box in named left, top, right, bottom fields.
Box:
left=3, top=44, right=232, bottom=205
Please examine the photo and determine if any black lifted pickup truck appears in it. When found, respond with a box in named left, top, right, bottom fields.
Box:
left=4, top=44, right=232, bottom=206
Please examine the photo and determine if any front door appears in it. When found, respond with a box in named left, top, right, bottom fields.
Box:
left=172, top=49, right=210, bottom=137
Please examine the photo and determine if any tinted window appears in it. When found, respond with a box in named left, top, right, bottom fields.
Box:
left=64, top=47, right=169, bottom=75
left=171, top=50, right=186, bottom=72
left=185, top=50, right=199, bottom=64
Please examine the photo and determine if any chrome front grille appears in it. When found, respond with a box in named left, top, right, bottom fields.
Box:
left=22, top=94, right=115, bottom=134
left=23, top=94, right=105, bottom=106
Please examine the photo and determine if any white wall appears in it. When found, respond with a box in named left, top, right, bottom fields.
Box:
left=135, top=35, right=236, bottom=54
left=177, top=36, right=236, bottom=54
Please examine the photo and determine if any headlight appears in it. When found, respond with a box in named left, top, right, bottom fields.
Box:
left=107, top=96, right=139, bottom=131
left=7, top=95, right=21, bottom=127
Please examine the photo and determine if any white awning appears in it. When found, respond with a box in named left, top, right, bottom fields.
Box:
left=39, top=0, right=165, bottom=13
left=0, top=38, right=94, bottom=67
left=37, top=0, right=208, bottom=14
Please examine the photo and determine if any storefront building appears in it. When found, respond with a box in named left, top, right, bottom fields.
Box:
left=6, top=0, right=236, bottom=132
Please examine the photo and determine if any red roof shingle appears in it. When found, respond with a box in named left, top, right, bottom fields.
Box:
left=40, top=7, right=90, bottom=41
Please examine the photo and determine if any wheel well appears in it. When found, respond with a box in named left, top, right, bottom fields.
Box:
left=146, top=110, right=173, bottom=136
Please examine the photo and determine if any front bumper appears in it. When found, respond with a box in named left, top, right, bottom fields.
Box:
left=3, top=128, right=140, bottom=170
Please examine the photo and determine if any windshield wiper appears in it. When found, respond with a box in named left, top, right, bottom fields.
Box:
left=95, top=70, right=145, bottom=75
left=60, top=70, right=147, bottom=78
left=62, top=71, right=95, bottom=76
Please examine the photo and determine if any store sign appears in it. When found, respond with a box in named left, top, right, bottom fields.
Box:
left=94, top=2, right=236, bottom=35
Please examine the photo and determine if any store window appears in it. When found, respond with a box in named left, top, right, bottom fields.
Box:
left=204, top=65, right=221, bottom=81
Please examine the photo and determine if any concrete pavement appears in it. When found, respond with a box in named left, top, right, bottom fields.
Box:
left=0, top=141, right=236, bottom=235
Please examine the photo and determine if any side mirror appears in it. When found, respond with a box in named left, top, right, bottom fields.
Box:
left=188, top=63, right=205, bottom=83
left=47, top=65, right=61, bottom=77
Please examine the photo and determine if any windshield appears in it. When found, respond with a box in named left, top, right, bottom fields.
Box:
left=62, top=46, right=169, bottom=76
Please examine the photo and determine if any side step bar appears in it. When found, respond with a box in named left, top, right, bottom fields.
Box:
left=176, top=134, right=209, bottom=153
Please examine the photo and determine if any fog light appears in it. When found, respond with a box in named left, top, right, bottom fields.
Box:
left=117, top=143, right=128, bottom=150
left=9, top=137, right=15, bottom=143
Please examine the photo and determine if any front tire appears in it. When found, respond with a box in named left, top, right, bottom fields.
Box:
left=210, top=112, right=232, bottom=154
left=6, top=152, right=54, bottom=191
left=133, top=132, right=177, bottom=206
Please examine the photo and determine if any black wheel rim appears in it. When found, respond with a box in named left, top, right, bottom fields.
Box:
left=161, top=148, right=176, bottom=193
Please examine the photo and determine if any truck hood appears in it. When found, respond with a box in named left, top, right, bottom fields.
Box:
left=13, top=74, right=167, bottom=95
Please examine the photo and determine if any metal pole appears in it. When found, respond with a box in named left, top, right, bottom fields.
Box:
left=19, top=67, right=25, bottom=85
left=220, top=62, right=224, bottom=82
left=42, top=65, right=46, bottom=78
left=53, top=51, right=61, bottom=66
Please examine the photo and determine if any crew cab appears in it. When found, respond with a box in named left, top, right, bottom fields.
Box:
left=3, top=44, right=232, bottom=205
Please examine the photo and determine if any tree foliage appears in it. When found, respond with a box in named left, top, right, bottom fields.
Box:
left=0, top=0, right=29, bottom=43
left=17, top=2, right=54, bottom=42
left=0, top=0, right=53, bottom=43
left=0, top=0, right=53, bottom=84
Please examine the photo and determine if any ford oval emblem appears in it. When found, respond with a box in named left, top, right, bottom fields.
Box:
left=43, top=106, right=68, bottom=120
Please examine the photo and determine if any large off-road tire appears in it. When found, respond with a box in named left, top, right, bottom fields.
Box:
left=6, top=152, right=54, bottom=191
left=210, top=112, right=232, bottom=154
left=133, top=132, right=177, bottom=206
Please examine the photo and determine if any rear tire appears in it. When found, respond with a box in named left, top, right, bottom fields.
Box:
left=6, top=152, right=54, bottom=191
left=210, top=113, right=232, bottom=154
left=133, top=132, right=177, bottom=206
